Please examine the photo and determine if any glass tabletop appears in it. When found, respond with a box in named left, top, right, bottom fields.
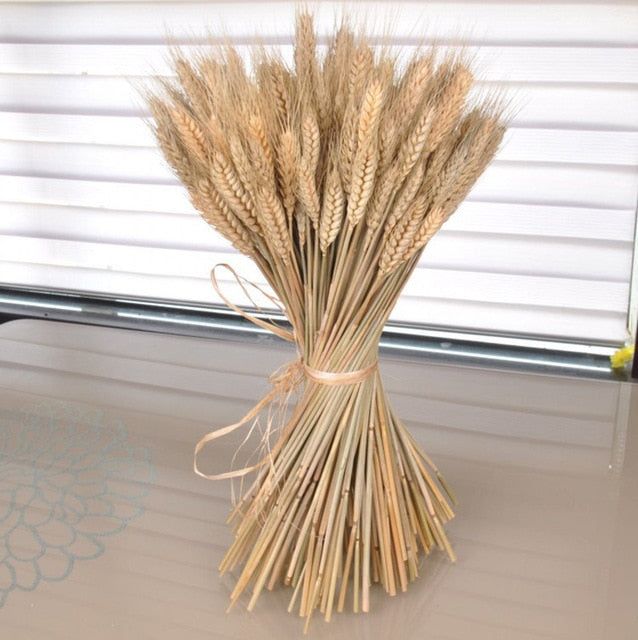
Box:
left=0, top=319, right=635, bottom=639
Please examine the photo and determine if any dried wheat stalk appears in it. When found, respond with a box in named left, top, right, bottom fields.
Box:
left=147, top=11, right=505, bottom=631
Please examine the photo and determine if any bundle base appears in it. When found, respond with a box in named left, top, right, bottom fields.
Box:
left=220, top=371, right=456, bottom=628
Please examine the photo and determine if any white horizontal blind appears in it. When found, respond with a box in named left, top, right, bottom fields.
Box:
left=0, top=1, right=637, bottom=343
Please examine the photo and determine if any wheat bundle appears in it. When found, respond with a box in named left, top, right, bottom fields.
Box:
left=147, top=11, right=505, bottom=629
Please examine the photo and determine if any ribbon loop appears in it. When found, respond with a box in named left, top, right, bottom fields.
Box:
left=210, top=263, right=294, bottom=343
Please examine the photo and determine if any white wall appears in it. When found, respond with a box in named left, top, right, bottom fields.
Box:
left=0, top=1, right=637, bottom=343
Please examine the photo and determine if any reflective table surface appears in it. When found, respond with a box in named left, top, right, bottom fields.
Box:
left=0, top=319, right=636, bottom=639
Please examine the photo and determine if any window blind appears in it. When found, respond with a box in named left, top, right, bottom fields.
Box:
left=0, top=1, right=636, bottom=344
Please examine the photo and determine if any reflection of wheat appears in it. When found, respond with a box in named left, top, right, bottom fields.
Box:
left=146, top=10, right=504, bottom=628
left=0, top=402, right=153, bottom=608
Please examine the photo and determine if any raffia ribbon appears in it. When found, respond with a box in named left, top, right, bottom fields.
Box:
left=193, top=265, right=378, bottom=481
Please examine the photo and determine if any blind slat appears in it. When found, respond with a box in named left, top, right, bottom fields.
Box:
left=3, top=74, right=636, bottom=131
left=0, top=235, right=630, bottom=301
left=1, top=201, right=633, bottom=243
left=1, top=142, right=635, bottom=209
left=2, top=2, right=637, bottom=45
left=1, top=43, right=636, bottom=84
left=2, top=113, right=637, bottom=166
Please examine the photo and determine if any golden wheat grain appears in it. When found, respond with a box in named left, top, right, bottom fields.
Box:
left=295, top=205, right=307, bottom=246
left=267, top=62, right=292, bottom=126
left=442, top=120, right=505, bottom=213
left=327, top=25, right=355, bottom=122
left=378, top=120, right=398, bottom=170
left=297, top=163, right=321, bottom=229
left=256, top=186, right=290, bottom=262
left=377, top=56, right=431, bottom=168
left=301, top=110, right=321, bottom=175
left=276, top=128, right=298, bottom=220
left=314, top=70, right=332, bottom=133
left=356, top=79, right=384, bottom=146
left=295, top=11, right=323, bottom=117
left=395, top=106, right=434, bottom=183
left=347, top=139, right=379, bottom=227
left=248, top=112, right=275, bottom=182
left=386, top=160, right=427, bottom=230
left=339, top=98, right=359, bottom=193
left=174, top=58, right=209, bottom=119
left=427, top=140, right=470, bottom=208
left=149, top=98, right=195, bottom=187
left=294, top=12, right=316, bottom=76
left=171, top=106, right=208, bottom=166
left=391, top=55, right=432, bottom=131
left=225, top=47, right=247, bottom=86
left=427, top=64, right=473, bottom=152
left=404, top=205, right=447, bottom=261
left=320, top=167, right=345, bottom=253
left=195, top=178, right=254, bottom=255
left=419, top=131, right=459, bottom=206
left=204, top=112, right=230, bottom=155
left=430, top=116, right=493, bottom=210
left=365, top=164, right=401, bottom=231
left=379, top=202, right=425, bottom=274
left=229, top=135, right=256, bottom=195
left=349, top=44, right=374, bottom=98
left=199, top=57, right=222, bottom=90
left=346, top=81, right=385, bottom=225
left=210, top=151, right=260, bottom=234
left=376, top=58, right=396, bottom=86
left=405, top=124, right=504, bottom=266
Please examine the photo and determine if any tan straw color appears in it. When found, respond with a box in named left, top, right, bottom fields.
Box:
left=146, top=10, right=505, bottom=630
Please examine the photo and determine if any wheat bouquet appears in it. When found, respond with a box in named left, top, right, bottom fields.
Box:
left=147, top=12, right=505, bottom=628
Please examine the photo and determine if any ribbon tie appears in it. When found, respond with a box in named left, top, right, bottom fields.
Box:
left=193, top=264, right=377, bottom=481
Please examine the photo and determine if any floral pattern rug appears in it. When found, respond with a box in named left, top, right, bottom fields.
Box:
left=0, top=401, right=154, bottom=607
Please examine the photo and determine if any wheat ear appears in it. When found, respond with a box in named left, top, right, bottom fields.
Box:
left=395, top=106, right=434, bottom=183
left=349, top=44, right=374, bottom=98
left=297, top=164, right=321, bottom=230
left=276, top=129, right=298, bottom=220
left=301, top=111, right=321, bottom=175
left=427, top=64, right=473, bottom=152
left=297, top=109, right=322, bottom=229
left=339, top=97, right=359, bottom=194
left=174, top=58, right=209, bottom=119
left=381, top=54, right=432, bottom=162
left=407, top=122, right=505, bottom=263
left=229, top=135, right=257, bottom=196
left=378, top=202, right=426, bottom=274
left=255, top=186, right=290, bottom=263
left=210, top=151, right=260, bottom=234
left=319, top=167, right=345, bottom=253
left=268, top=63, right=292, bottom=125
left=149, top=99, right=196, bottom=188
left=346, top=80, right=385, bottom=226
left=386, top=160, right=427, bottom=231
left=248, top=112, right=275, bottom=182
left=366, top=165, right=400, bottom=231
left=194, top=178, right=254, bottom=255
left=171, top=106, right=208, bottom=166
left=403, top=205, right=447, bottom=261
